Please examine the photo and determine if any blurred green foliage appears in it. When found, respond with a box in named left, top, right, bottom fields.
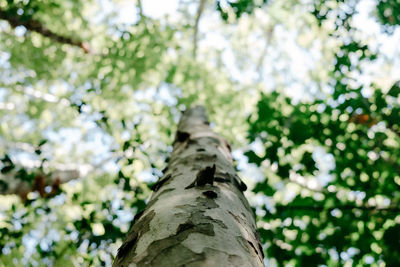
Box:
left=0, top=0, right=399, bottom=266
left=217, top=0, right=268, bottom=21
left=246, top=0, right=400, bottom=265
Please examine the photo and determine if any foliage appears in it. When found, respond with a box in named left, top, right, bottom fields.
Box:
left=246, top=0, right=400, bottom=265
left=0, top=0, right=399, bottom=266
left=248, top=87, right=400, bottom=265
left=217, top=0, right=268, bottom=21
left=0, top=0, right=253, bottom=265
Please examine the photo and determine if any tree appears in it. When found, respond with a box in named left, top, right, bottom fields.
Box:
left=247, top=89, right=400, bottom=266
left=1, top=0, right=400, bottom=266
left=242, top=1, right=400, bottom=265
left=113, top=106, right=263, bottom=266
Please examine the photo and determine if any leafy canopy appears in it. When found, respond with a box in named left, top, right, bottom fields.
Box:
left=0, top=0, right=400, bottom=266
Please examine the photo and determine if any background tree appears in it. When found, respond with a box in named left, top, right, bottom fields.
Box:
left=0, top=0, right=399, bottom=266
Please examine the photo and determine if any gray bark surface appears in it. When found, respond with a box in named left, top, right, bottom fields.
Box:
left=113, top=106, right=264, bottom=267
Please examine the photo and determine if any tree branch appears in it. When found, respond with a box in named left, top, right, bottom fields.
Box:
left=0, top=169, right=80, bottom=196
left=0, top=9, right=90, bottom=53
left=255, top=26, right=274, bottom=83
left=193, top=0, right=206, bottom=58
left=0, top=138, right=121, bottom=196
left=275, top=204, right=400, bottom=212
left=137, top=0, right=144, bottom=20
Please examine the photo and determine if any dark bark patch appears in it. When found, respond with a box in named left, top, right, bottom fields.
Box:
left=232, top=178, right=247, bottom=192
left=195, top=196, right=219, bottom=209
left=151, top=174, right=172, bottom=192
left=228, top=211, right=243, bottom=224
left=116, top=232, right=138, bottom=259
left=147, top=188, right=175, bottom=208
left=212, top=218, right=228, bottom=230
left=185, top=164, right=216, bottom=189
left=176, top=222, right=195, bottom=233
left=137, top=243, right=205, bottom=266
left=237, top=236, right=264, bottom=263
left=144, top=244, right=205, bottom=267
left=189, top=136, right=220, bottom=148
left=179, top=221, right=215, bottom=236
left=258, top=243, right=265, bottom=259
left=188, top=138, right=199, bottom=145
left=228, top=254, right=244, bottom=265
left=196, top=164, right=216, bottom=186
left=115, top=210, right=156, bottom=264
left=176, top=131, right=190, bottom=143
left=176, top=196, right=219, bottom=212
left=214, top=172, right=247, bottom=191
left=247, top=240, right=260, bottom=256
left=161, top=166, right=168, bottom=173
left=226, top=142, right=232, bottom=152
left=215, top=172, right=234, bottom=182
left=202, top=190, right=217, bottom=199
left=239, top=181, right=247, bottom=192
left=214, top=177, right=231, bottom=184
left=133, top=196, right=229, bottom=264
left=132, top=209, right=145, bottom=224
left=204, top=136, right=221, bottom=146
left=172, top=212, right=188, bottom=221
left=191, top=164, right=203, bottom=171
left=189, top=248, right=246, bottom=266
left=196, top=148, right=206, bottom=152
left=180, top=198, right=224, bottom=231
left=133, top=212, right=215, bottom=265
left=194, top=153, right=217, bottom=162
left=236, top=236, right=252, bottom=255
left=254, top=230, right=265, bottom=258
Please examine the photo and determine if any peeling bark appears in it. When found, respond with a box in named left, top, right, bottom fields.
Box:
left=113, top=106, right=264, bottom=267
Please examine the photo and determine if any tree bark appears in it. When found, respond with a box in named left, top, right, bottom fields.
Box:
left=113, top=106, right=264, bottom=267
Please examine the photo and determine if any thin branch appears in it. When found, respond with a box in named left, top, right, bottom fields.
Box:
left=1, top=169, right=80, bottom=196
left=193, top=0, right=206, bottom=58
left=287, top=178, right=325, bottom=194
left=0, top=138, right=121, bottom=195
left=275, top=205, right=400, bottom=212
left=255, top=26, right=274, bottom=83
left=0, top=154, right=120, bottom=196
left=0, top=9, right=90, bottom=53
left=137, top=0, right=144, bottom=20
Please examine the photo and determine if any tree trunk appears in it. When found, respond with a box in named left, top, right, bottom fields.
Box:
left=113, top=106, right=264, bottom=267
